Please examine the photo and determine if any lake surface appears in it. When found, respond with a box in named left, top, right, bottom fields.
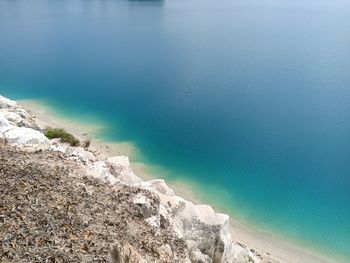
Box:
left=1, top=0, right=350, bottom=260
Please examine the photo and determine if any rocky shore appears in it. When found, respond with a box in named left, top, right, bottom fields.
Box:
left=0, top=94, right=260, bottom=262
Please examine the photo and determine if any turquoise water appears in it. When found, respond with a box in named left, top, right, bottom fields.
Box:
left=1, top=0, right=350, bottom=260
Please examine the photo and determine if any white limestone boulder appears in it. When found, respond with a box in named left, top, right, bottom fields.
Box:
left=14, top=108, right=31, bottom=119
left=189, top=249, right=212, bottom=262
left=0, top=95, right=17, bottom=109
left=50, top=139, right=70, bottom=153
left=106, top=156, right=142, bottom=185
left=3, top=127, right=50, bottom=147
left=49, top=139, right=96, bottom=163
left=0, top=112, right=12, bottom=132
left=144, top=179, right=175, bottom=196
left=231, top=243, right=260, bottom=263
left=65, top=146, right=96, bottom=163
left=0, top=110, right=23, bottom=125
left=159, top=194, right=259, bottom=263
left=85, top=161, right=121, bottom=185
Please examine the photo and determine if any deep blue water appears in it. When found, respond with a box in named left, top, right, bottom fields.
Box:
left=1, top=0, right=350, bottom=260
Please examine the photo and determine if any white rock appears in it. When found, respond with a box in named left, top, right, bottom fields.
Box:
left=0, top=112, right=12, bottom=132
left=3, top=127, right=50, bottom=147
left=190, top=249, right=212, bottom=263
left=50, top=141, right=69, bottom=153
left=144, top=179, right=175, bottom=196
left=49, top=140, right=96, bottom=163
left=133, top=193, right=154, bottom=219
left=145, top=215, right=160, bottom=229
left=85, top=161, right=121, bottom=185
left=106, top=156, right=142, bottom=185
left=231, top=243, right=260, bottom=263
left=0, top=95, right=17, bottom=108
left=66, top=146, right=96, bottom=163
left=159, top=204, right=171, bottom=224
left=157, top=193, right=259, bottom=263
left=0, top=110, right=23, bottom=125
left=14, top=108, right=31, bottom=119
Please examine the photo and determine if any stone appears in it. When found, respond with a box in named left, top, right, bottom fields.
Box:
left=3, top=127, right=50, bottom=147
left=157, top=244, right=174, bottom=261
left=0, top=95, right=17, bottom=109
left=49, top=140, right=96, bottom=163
left=65, top=146, right=96, bottom=163
left=49, top=139, right=70, bottom=153
left=133, top=193, right=153, bottom=219
left=108, top=242, right=146, bottom=263
left=145, top=215, right=160, bottom=229
left=177, top=204, right=228, bottom=262
left=0, top=112, right=12, bottom=132
left=158, top=193, right=260, bottom=263
left=85, top=161, right=121, bottom=185
left=14, top=108, right=31, bottom=119
left=231, top=243, right=260, bottom=263
left=0, top=110, right=23, bottom=125
left=106, top=156, right=142, bottom=185
left=144, top=179, right=175, bottom=196
left=190, top=249, right=213, bottom=262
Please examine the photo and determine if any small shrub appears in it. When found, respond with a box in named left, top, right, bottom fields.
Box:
left=83, top=139, right=91, bottom=148
left=44, top=127, right=80, bottom=147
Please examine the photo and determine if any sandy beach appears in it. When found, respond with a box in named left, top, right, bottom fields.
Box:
left=19, top=99, right=338, bottom=263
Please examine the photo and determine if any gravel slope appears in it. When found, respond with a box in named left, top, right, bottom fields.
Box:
left=0, top=145, right=188, bottom=263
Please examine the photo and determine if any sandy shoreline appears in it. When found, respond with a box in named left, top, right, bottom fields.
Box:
left=19, top=99, right=338, bottom=263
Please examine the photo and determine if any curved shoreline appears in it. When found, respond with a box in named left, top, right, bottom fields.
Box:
left=18, top=98, right=339, bottom=263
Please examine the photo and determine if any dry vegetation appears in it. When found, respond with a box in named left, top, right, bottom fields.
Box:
left=44, top=127, right=80, bottom=146
left=0, top=145, right=187, bottom=263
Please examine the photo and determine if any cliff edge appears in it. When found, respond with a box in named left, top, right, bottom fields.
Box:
left=0, top=95, right=259, bottom=263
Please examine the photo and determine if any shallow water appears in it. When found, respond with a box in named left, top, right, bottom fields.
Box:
left=1, top=0, right=350, bottom=260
